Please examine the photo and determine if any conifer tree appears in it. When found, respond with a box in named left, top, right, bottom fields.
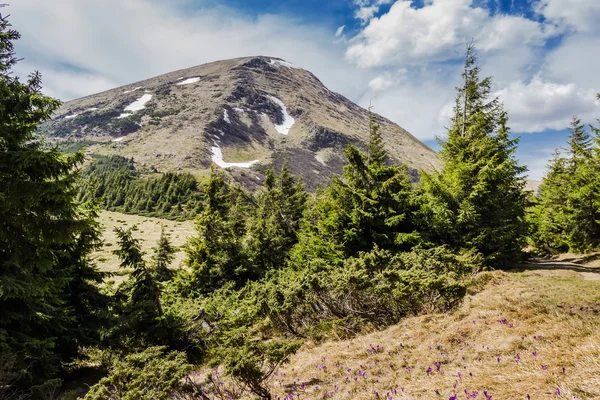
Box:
left=245, top=160, right=307, bottom=273
left=184, top=170, right=253, bottom=294
left=420, top=43, right=529, bottom=268
left=151, top=225, right=176, bottom=282
left=532, top=115, right=600, bottom=252
left=0, top=12, right=107, bottom=390
left=563, top=117, right=600, bottom=250
left=295, top=113, right=420, bottom=263
left=529, top=150, right=570, bottom=253
left=113, top=227, right=163, bottom=346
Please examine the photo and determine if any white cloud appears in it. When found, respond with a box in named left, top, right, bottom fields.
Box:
left=496, top=76, right=600, bottom=132
left=353, top=0, right=394, bottom=24
left=543, top=35, right=600, bottom=91
left=8, top=0, right=371, bottom=102
left=335, top=25, right=346, bottom=37
left=346, top=0, right=554, bottom=68
left=535, top=0, right=600, bottom=33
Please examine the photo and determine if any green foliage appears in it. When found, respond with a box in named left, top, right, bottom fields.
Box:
left=530, top=115, right=600, bottom=253
left=151, top=226, right=176, bottom=282
left=77, top=155, right=203, bottom=220
left=256, top=246, right=481, bottom=338
left=293, top=113, right=421, bottom=265
left=107, top=227, right=192, bottom=353
left=183, top=165, right=307, bottom=295
left=84, top=346, right=192, bottom=400
left=419, top=44, right=529, bottom=269
left=0, top=13, right=108, bottom=392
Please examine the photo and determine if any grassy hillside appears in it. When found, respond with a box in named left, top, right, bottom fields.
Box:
left=206, top=257, right=600, bottom=399
left=93, top=211, right=195, bottom=281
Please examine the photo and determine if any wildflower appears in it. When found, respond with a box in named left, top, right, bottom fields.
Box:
left=483, top=390, right=492, bottom=399
left=555, top=388, right=561, bottom=395
left=497, top=357, right=501, bottom=364
left=427, top=366, right=433, bottom=375
left=515, top=354, right=521, bottom=363
left=542, top=365, right=548, bottom=371
left=449, top=395, right=458, bottom=400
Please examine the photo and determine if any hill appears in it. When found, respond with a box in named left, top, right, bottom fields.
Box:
left=199, top=257, right=600, bottom=399
left=40, top=56, right=440, bottom=189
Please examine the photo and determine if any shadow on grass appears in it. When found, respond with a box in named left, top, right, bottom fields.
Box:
left=509, top=257, right=600, bottom=276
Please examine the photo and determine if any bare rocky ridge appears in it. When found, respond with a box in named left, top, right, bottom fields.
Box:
left=41, top=56, right=440, bottom=189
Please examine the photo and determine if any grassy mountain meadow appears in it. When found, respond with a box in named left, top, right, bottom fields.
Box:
left=3, top=13, right=600, bottom=400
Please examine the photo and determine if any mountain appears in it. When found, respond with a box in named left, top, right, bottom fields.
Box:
left=40, top=56, right=440, bottom=189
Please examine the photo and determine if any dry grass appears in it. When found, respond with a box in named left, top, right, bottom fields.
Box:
left=261, top=265, right=600, bottom=399
left=93, top=211, right=196, bottom=283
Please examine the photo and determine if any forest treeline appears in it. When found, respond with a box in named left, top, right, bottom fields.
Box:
left=77, top=155, right=203, bottom=220
left=2, top=12, right=600, bottom=400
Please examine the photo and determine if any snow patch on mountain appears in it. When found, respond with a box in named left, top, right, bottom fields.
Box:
left=269, top=96, right=295, bottom=135
left=269, top=59, right=300, bottom=69
left=176, top=77, right=201, bottom=85
left=124, top=87, right=143, bottom=94
left=118, top=94, right=153, bottom=118
left=211, top=144, right=259, bottom=169
left=223, top=109, right=231, bottom=123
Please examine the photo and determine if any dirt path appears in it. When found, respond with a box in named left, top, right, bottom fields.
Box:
left=519, top=256, right=600, bottom=281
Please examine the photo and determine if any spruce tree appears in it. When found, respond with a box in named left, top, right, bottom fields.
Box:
left=113, top=227, right=163, bottom=347
left=183, top=170, right=253, bottom=294
left=531, top=114, right=600, bottom=253
left=529, top=150, right=570, bottom=253
left=420, top=43, right=529, bottom=268
left=244, top=160, right=307, bottom=273
left=295, top=113, right=420, bottom=263
left=151, top=225, right=176, bottom=282
left=563, top=117, right=600, bottom=250
left=0, top=12, right=106, bottom=391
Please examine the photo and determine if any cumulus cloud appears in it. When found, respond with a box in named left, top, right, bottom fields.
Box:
left=535, top=0, right=600, bottom=33
left=346, top=0, right=554, bottom=68
left=353, top=0, right=394, bottom=24
left=496, top=76, right=600, bottom=132
left=8, top=0, right=371, bottom=102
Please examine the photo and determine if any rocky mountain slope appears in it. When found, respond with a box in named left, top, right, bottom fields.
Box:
left=41, top=56, right=440, bottom=189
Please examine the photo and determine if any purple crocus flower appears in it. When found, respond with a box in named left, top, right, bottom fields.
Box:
left=484, top=390, right=492, bottom=399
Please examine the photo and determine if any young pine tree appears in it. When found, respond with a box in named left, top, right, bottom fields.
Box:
left=151, top=225, right=176, bottom=282
left=183, top=170, right=254, bottom=294
left=0, top=12, right=107, bottom=391
left=529, top=150, right=570, bottom=254
left=533, top=115, right=600, bottom=253
left=113, top=227, right=163, bottom=347
left=244, top=160, right=307, bottom=273
left=294, top=113, right=420, bottom=264
left=420, top=43, right=529, bottom=269
left=563, top=117, right=600, bottom=251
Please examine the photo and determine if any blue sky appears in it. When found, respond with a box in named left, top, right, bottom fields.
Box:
left=8, top=0, right=600, bottom=179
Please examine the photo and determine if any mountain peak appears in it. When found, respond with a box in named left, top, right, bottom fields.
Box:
left=41, top=56, right=439, bottom=190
